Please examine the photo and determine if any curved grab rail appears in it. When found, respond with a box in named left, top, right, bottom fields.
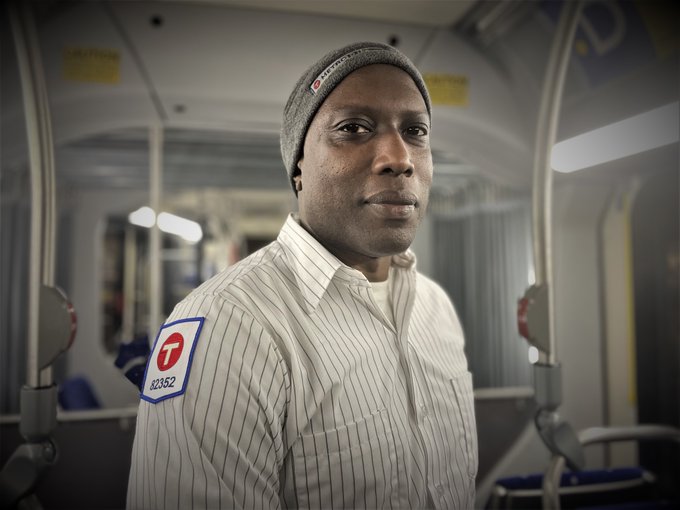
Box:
left=529, top=0, right=583, bottom=364
left=1, top=3, right=72, bottom=508
left=8, top=0, right=57, bottom=389
left=519, top=0, right=586, bottom=475
left=542, top=425, right=680, bottom=510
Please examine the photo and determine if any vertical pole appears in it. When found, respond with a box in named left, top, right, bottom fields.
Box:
left=531, top=0, right=583, bottom=365
left=9, top=0, right=57, bottom=388
left=149, top=125, right=163, bottom=342
left=39, top=33, right=56, bottom=384
left=122, top=225, right=138, bottom=342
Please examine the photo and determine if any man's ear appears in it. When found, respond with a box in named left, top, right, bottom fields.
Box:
left=293, top=159, right=303, bottom=192
left=293, top=172, right=303, bottom=193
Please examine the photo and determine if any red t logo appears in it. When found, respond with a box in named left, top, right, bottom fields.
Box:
left=157, top=333, right=184, bottom=371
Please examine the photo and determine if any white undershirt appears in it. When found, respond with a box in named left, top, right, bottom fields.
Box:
left=370, top=277, right=394, bottom=325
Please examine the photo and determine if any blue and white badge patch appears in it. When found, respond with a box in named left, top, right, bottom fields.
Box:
left=141, top=317, right=204, bottom=404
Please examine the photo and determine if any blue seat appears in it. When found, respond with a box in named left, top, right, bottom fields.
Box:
left=114, top=334, right=150, bottom=390
left=487, top=467, right=660, bottom=509
left=57, top=376, right=101, bottom=410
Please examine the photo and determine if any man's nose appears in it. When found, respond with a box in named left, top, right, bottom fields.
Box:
left=371, top=131, right=414, bottom=177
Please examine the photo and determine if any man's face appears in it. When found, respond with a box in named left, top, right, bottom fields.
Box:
left=296, top=64, right=433, bottom=263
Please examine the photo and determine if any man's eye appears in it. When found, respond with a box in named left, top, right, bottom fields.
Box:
left=339, top=123, right=369, bottom=134
left=406, top=126, right=428, bottom=136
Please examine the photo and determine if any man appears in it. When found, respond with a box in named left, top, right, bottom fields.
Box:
left=127, top=41, right=477, bottom=510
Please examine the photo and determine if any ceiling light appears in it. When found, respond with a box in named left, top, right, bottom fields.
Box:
left=157, top=212, right=203, bottom=244
left=128, top=207, right=203, bottom=244
left=128, top=206, right=156, bottom=228
left=552, top=101, right=679, bottom=173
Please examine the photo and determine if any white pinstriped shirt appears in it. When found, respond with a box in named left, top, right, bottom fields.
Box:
left=127, top=214, right=477, bottom=509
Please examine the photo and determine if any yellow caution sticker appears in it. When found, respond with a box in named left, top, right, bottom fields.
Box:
left=63, top=47, right=120, bottom=84
left=423, top=74, right=469, bottom=107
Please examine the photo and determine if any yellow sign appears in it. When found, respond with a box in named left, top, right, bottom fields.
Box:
left=424, top=74, right=469, bottom=107
left=63, top=47, right=120, bottom=84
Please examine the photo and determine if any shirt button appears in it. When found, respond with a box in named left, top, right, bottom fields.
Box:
left=420, top=405, right=428, bottom=417
left=436, top=484, right=446, bottom=496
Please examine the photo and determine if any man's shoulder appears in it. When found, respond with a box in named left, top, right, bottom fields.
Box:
left=415, top=271, right=450, bottom=301
left=183, top=240, right=291, bottom=306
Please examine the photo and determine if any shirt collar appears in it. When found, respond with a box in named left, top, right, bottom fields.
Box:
left=277, top=214, right=417, bottom=313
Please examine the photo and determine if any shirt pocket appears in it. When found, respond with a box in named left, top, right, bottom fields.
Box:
left=291, top=408, right=392, bottom=509
left=450, top=372, right=478, bottom=480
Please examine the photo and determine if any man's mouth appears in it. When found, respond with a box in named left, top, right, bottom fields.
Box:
left=364, top=191, right=418, bottom=219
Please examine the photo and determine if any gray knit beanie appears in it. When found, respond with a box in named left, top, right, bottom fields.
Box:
left=280, top=41, right=431, bottom=193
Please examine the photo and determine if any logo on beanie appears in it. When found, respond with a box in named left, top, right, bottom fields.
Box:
left=309, top=46, right=384, bottom=95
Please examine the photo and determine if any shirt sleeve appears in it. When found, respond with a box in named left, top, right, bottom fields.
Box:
left=127, top=296, right=290, bottom=510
